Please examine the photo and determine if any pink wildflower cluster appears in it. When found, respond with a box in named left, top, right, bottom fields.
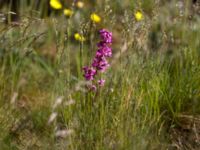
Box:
left=83, top=29, right=112, bottom=90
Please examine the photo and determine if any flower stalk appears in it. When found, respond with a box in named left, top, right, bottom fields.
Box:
left=83, top=29, right=112, bottom=90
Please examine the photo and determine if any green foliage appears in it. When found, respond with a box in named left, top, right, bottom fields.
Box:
left=0, top=0, right=200, bottom=149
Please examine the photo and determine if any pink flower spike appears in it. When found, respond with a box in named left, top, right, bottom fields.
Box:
left=82, top=29, right=112, bottom=91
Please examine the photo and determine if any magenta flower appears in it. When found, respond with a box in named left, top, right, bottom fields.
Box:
left=83, top=29, right=112, bottom=91
left=83, top=67, right=96, bottom=81
left=91, top=85, right=97, bottom=91
left=97, top=41, right=107, bottom=48
left=99, top=29, right=112, bottom=44
left=98, top=79, right=105, bottom=86
left=92, top=56, right=110, bottom=72
left=96, top=46, right=112, bottom=57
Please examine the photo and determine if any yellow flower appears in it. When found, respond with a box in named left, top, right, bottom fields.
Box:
left=90, top=13, right=101, bottom=23
left=74, top=33, right=86, bottom=42
left=76, top=1, right=84, bottom=9
left=134, top=11, right=143, bottom=21
left=50, top=0, right=62, bottom=10
left=64, top=9, right=73, bottom=17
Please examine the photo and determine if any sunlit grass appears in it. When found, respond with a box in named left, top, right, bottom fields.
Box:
left=0, top=0, right=200, bottom=149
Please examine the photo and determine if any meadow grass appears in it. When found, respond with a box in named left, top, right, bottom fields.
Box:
left=0, top=0, right=200, bottom=149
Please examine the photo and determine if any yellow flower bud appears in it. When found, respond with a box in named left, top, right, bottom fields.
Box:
left=50, top=0, right=62, bottom=10
left=134, top=11, right=143, bottom=21
left=64, top=9, right=73, bottom=17
left=90, top=13, right=101, bottom=23
left=76, top=1, right=84, bottom=9
left=74, top=33, right=86, bottom=42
